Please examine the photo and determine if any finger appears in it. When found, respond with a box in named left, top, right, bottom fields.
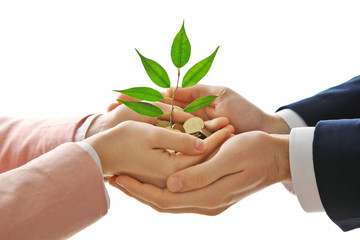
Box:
left=117, top=172, right=241, bottom=209
left=167, top=143, right=240, bottom=192
left=110, top=176, right=231, bottom=215
left=107, top=93, right=139, bottom=112
left=170, top=86, right=198, bottom=101
left=114, top=175, right=206, bottom=209
left=159, top=88, right=192, bottom=109
left=174, top=127, right=231, bottom=170
left=154, top=102, right=194, bottom=123
left=159, top=88, right=173, bottom=105
left=151, top=127, right=208, bottom=155
left=107, top=102, right=120, bottom=112
left=173, top=84, right=222, bottom=103
left=109, top=176, right=161, bottom=209
left=204, top=117, right=229, bottom=132
left=116, top=93, right=141, bottom=102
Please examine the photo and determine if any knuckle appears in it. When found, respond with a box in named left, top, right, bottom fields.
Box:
left=119, top=120, right=137, bottom=131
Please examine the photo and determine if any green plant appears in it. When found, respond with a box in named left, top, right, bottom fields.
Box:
left=114, top=21, right=219, bottom=126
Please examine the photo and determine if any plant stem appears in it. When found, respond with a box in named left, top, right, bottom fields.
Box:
left=169, top=68, right=181, bottom=127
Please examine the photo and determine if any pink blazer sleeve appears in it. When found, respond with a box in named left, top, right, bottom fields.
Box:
left=0, top=117, right=108, bottom=239
left=0, top=116, right=89, bottom=173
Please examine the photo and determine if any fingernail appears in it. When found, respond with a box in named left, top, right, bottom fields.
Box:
left=115, top=178, right=124, bottom=188
left=195, top=139, right=206, bottom=151
left=168, top=177, right=183, bottom=192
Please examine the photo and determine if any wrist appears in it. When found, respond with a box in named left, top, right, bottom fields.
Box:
left=262, top=114, right=291, bottom=134
left=85, top=114, right=105, bottom=138
left=84, top=130, right=113, bottom=175
left=270, top=134, right=291, bottom=182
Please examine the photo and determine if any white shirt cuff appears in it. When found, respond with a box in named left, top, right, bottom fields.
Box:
left=289, top=127, right=324, bottom=212
left=76, top=141, right=110, bottom=209
left=276, top=109, right=307, bottom=129
left=276, top=108, right=324, bottom=212
left=74, top=114, right=99, bottom=142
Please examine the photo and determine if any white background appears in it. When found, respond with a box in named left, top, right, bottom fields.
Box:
left=1, top=0, right=360, bottom=239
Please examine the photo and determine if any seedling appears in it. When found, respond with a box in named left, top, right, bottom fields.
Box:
left=114, top=21, right=219, bottom=126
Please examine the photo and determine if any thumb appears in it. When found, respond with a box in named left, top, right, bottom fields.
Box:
left=167, top=148, right=235, bottom=192
left=151, top=127, right=208, bottom=155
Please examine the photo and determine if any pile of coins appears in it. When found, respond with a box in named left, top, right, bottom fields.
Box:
left=156, top=117, right=212, bottom=139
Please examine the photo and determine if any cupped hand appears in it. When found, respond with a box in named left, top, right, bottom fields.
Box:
left=109, top=131, right=290, bottom=215
left=84, top=118, right=233, bottom=188
left=160, top=84, right=290, bottom=134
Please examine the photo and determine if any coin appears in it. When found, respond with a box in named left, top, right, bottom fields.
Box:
left=183, top=117, right=204, bottom=134
left=172, top=123, right=186, bottom=133
left=165, top=126, right=182, bottom=133
left=156, top=120, right=171, bottom=128
left=201, top=128, right=212, bottom=138
left=190, top=131, right=206, bottom=139
left=157, top=117, right=211, bottom=142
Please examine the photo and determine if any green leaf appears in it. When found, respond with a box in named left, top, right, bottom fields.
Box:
left=136, top=49, right=171, bottom=88
left=183, top=95, right=218, bottom=113
left=117, top=100, right=164, bottom=117
left=113, top=87, right=164, bottom=102
left=182, top=46, right=219, bottom=88
left=171, top=21, right=191, bottom=68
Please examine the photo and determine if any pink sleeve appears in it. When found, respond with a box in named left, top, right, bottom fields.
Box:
left=0, top=143, right=108, bottom=240
left=0, top=116, right=89, bottom=173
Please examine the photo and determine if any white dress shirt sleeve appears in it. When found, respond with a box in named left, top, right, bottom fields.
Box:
left=75, top=115, right=110, bottom=209
left=276, top=109, right=324, bottom=212
left=74, top=114, right=99, bottom=142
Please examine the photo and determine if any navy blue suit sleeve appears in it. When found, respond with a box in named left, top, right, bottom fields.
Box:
left=277, top=75, right=360, bottom=126
left=313, top=119, right=360, bottom=231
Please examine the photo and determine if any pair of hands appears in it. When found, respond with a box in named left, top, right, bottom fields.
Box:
left=85, top=84, right=292, bottom=215
left=84, top=101, right=233, bottom=188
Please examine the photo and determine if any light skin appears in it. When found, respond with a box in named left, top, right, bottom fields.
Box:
left=107, top=84, right=288, bottom=134
left=84, top=101, right=234, bottom=188
left=110, top=84, right=292, bottom=214
left=162, top=84, right=291, bottom=134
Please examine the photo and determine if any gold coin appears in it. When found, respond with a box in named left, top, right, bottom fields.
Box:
left=156, top=120, right=171, bottom=128
left=172, top=123, right=186, bottom=133
left=201, top=128, right=212, bottom=138
left=183, top=117, right=204, bottom=134
left=190, top=131, right=207, bottom=140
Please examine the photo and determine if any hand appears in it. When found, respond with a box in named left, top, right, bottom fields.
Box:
left=86, top=101, right=192, bottom=138
left=109, top=131, right=290, bottom=215
left=160, top=84, right=290, bottom=134
left=84, top=119, right=233, bottom=188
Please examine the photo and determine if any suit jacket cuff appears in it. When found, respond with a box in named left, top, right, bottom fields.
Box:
left=290, top=127, right=324, bottom=212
